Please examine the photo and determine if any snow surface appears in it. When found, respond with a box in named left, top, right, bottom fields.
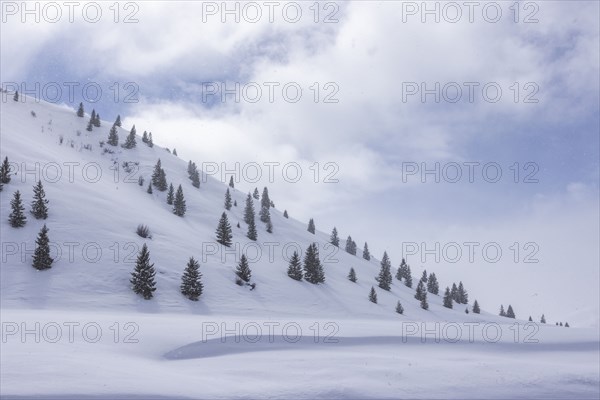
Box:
left=1, top=97, right=598, bottom=398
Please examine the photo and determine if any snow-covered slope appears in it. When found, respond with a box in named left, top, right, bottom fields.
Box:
left=1, top=97, right=598, bottom=399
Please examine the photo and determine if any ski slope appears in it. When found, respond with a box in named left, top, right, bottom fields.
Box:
left=1, top=97, right=598, bottom=399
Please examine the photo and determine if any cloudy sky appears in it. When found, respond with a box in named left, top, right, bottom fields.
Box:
left=2, top=1, right=599, bottom=324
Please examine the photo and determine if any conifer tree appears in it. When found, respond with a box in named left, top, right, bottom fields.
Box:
left=420, top=292, right=429, bottom=310
left=180, top=257, right=203, bottom=301
left=130, top=243, right=156, bottom=299
left=0, top=156, right=11, bottom=184
left=369, top=286, right=378, bottom=304
left=348, top=267, right=357, bottom=282
left=330, top=227, right=339, bottom=247
left=147, top=182, right=153, bottom=194
left=229, top=176, right=234, bottom=188
left=30, top=180, right=49, bottom=219
left=266, top=219, right=273, bottom=233
left=260, top=187, right=270, bottom=212
left=13, top=90, right=18, bottom=101
left=404, top=265, right=413, bottom=288
left=86, top=119, right=93, bottom=132
left=451, top=283, right=459, bottom=302
left=224, top=188, right=232, bottom=210
left=9, top=190, right=26, bottom=227
left=283, top=210, right=288, bottom=218
left=93, top=112, right=101, bottom=127
left=253, top=188, right=259, bottom=199
left=421, top=270, right=428, bottom=283
left=142, top=131, right=148, bottom=143
left=540, top=314, right=546, bottom=324
left=345, top=236, right=356, bottom=255
left=77, top=102, right=84, bottom=117
left=246, top=210, right=257, bottom=241
left=457, top=281, right=468, bottom=304
left=427, top=273, right=440, bottom=295
left=32, top=224, right=54, bottom=270
left=173, top=149, right=177, bottom=156
left=234, top=200, right=237, bottom=207
left=107, top=124, right=119, bottom=146
left=565, top=322, right=569, bottom=327
left=114, top=115, right=122, bottom=127
left=396, top=258, right=408, bottom=281
left=506, top=305, right=515, bottom=319
left=190, top=170, right=200, bottom=188
left=287, top=251, right=303, bottom=281
left=259, top=205, right=271, bottom=225
left=443, top=287, right=453, bottom=309
left=528, top=316, right=533, bottom=322
left=307, top=218, right=315, bottom=234
left=376, top=251, right=392, bottom=290
left=236, top=254, right=252, bottom=283
left=91, top=110, right=96, bottom=124
left=123, top=125, right=137, bottom=149
left=166, top=183, right=174, bottom=205
left=148, top=132, right=154, bottom=147
left=415, top=280, right=426, bottom=301
left=499, top=305, right=506, bottom=317
left=396, top=301, right=404, bottom=314
left=465, top=307, right=469, bottom=314
left=216, top=212, right=233, bottom=247
left=152, top=160, right=167, bottom=190
left=244, top=193, right=255, bottom=225
left=173, top=185, right=186, bottom=217
left=559, top=322, right=563, bottom=326
left=472, top=299, right=480, bottom=314
left=303, top=243, right=325, bottom=284
left=363, top=242, right=371, bottom=260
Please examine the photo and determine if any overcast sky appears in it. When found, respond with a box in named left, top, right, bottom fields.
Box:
left=2, top=1, right=599, bottom=325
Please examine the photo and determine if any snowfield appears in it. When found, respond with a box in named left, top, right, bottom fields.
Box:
left=1, top=97, right=599, bottom=398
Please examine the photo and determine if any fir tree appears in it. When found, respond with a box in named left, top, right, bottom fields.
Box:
left=443, top=287, right=453, bottom=309
left=244, top=193, right=255, bottom=225
left=190, top=170, right=200, bottom=189
left=559, top=322, right=563, bottom=327
left=172, top=148, right=177, bottom=156
left=224, top=188, right=232, bottom=210
left=0, top=156, right=11, bottom=184
left=259, top=205, right=271, bottom=225
left=528, top=316, right=533, bottom=322
left=427, top=273, right=439, bottom=295
left=345, top=236, right=357, bottom=255
left=396, top=258, right=408, bottom=281
left=565, top=322, right=569, bottom=327
left=236, top=222, right=240, bottom=228
left=151, top=160, right=167, bottom=191
left=376, top=251, right=392, bottom=291
left=499, top=305, right=506, bottom=317
left=107, top=124, right=119, bottom=146
left=330, top=227, right=339, bottom=247
left=236, top=254, right=252, bottom=283
left=30, top=180, right=49, bottom=219
left=283, top=210, right=288, bottom=218
left=32, top=224, right=54, bottom=270
left=148, top=132, right=154, bottom=147
left=91, top=110, right=96, bottom=124
left=270, top=200, right=275, bottom=208
left=13, top=90, right=18, bottom=101
left=396, top=301, right=404, bottom=314
left=307, top=218, right=315, bottom=234
left=287, top=251, right=303, bottom=281
left=451, top=283, right=459, bottom=302
left=540, top=314, right=546, bottom=324
left=86, top=119, right=93, bottom=132
left=303, top=243, right=325, bottom=284
left=234, top=200, right=237, bottom=207
left=472, top=300, right=480, bottom=314
left=147, top=182, right=153, bottom=194
left=369, top=286, right=378, bottom=304
left=253, top=188, right=259, bottom=199
left=363, top=242, right=371, bottom=260
left=420, top=292, right=429, bottom=310
left=404, top=265, right=413, bottom=288
left=457, top=281, right=468, bottom=304
left=465, top=307, right=469, bottom=314
left=260, top=187, right=270, bottom=212
left=415, top=280, right=426, bottom=301
left=77, top=102, right=84, bottom=117
left=246, top=210, right=257, bottom=241
left=93, top=112, right=101, bottom=127
left=180, top=257, right=203, bottom=301
left=9, top=190, right=26, bottom=227
left=506, top=305, right=515, bottom=319
left=229, top=176, right=234, bottom=188
left=123, top=125, right=137, bottom=149
left=130, top=243, right=156, bottom=300
left=173, top=185, right=186, bottom=216
left=421, top=270, right=428, bottom=283
left=142, top=131, right=148, bottom=143
left=348, top=267, right=357, bottom=282
left=216, top=212, right=233, bottom=247
left=166, top=183, right=174, bottom=205
left=114, top=115, right=122, bottom=127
